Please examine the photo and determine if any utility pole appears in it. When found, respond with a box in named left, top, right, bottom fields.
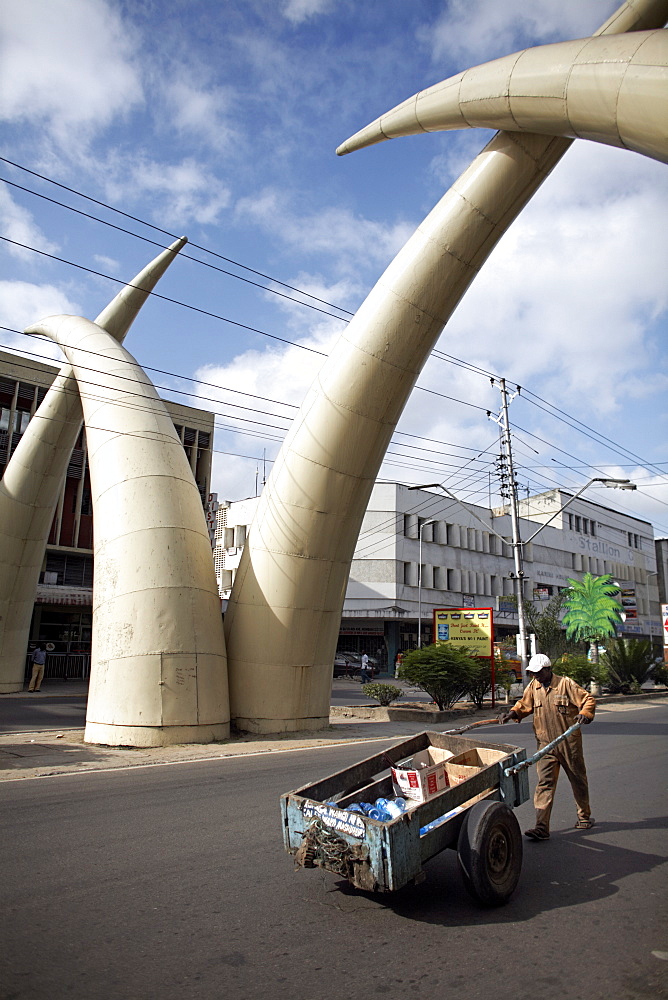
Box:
left=495, top=378, right=529, bottom=681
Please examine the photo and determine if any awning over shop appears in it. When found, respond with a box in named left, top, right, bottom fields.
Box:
left=35, top=586, right=93, bottom=606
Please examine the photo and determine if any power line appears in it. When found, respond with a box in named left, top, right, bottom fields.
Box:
left=2, top=158, right=665, bottom=520
left=0, top=156, right=354, bottom=320
left=0, top=239, right=328, bottom=356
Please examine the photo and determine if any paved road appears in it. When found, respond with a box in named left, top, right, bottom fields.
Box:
left=1, top=701, right=666, bottom=1000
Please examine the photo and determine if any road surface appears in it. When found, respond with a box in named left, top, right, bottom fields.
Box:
left=1, top=701, right=666, bottom=1000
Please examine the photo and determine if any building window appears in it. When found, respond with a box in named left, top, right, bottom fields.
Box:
left=81, top=488, right=93, bottom=517
left=403, top=562, right=411, bottom=585
left=590, top=521, right=596, bottom=537
left=43, top=553, right=93, bottom=588
left=574, top=516, right=581, bottom=532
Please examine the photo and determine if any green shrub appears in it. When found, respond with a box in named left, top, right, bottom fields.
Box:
left=398, top=644, right=478, bottom=710
left=555, top=655, right=608, bottom=689
left=466, top=659, right=514, bottom=709
left=602, top=637, right=654, bottom=693
left=361, top=683, right=402, bottom=706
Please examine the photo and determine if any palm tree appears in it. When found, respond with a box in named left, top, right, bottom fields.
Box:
left=562, top=573, right=622, bottom=663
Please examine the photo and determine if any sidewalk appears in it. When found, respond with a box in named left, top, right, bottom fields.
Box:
left=1, top=688, right=665, bottom=783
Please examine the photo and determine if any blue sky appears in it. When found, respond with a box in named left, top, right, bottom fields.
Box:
left=1, top=0, right=666, bottom=539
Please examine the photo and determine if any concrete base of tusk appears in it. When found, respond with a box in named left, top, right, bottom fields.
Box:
left=84, top=721, right=230, bottom=748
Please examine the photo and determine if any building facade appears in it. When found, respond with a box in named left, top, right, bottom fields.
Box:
left=0, top=348, right=215, bottom=674
left=215, top=482, right=661, bottom=671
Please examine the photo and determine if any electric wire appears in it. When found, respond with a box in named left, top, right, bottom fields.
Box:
left=2, top=156, right=664, bottom=487
left=2, top=161, right=665, bottom=533
left=0, top=156, right=354, bottom=319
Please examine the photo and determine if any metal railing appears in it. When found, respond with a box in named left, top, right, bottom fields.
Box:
left=25, top=652, right=90, bottom=681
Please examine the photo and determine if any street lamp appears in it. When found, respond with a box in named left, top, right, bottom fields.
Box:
left=417, top=519, right=437, bottom=648
left=522, top=477, right=637, bottom=545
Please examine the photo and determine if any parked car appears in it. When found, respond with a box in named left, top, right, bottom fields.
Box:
left=333, top=653, right=360, bottom=677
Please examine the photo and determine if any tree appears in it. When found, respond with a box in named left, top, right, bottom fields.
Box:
left=561, top=573, right=622, bottom=664
left=465, top=659, right=513, bottom=709
left=398, top=643, right=478, bottom=710
left=508, top=590, right=578, bottom=661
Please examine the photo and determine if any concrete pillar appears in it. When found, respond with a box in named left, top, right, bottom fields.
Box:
left=225, top=0, right=665, bottom=734
left=0, top=239, right=187, bottom=693
left=25, top=315, right=229, bottom=746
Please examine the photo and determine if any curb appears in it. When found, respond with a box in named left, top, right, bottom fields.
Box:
left=1, top=692, right=665, bottom=784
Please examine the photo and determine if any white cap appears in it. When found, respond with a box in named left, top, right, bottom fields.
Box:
left=527, top=653, right=552, bottom=673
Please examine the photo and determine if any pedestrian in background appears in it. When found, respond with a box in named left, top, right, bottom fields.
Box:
left=28, top=644, right=47, bottom=692
left=502, top=653, right=596, bottom=841
left=360, top=652, right=370, bottom=682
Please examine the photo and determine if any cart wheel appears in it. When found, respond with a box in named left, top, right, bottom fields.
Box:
left=457, top=800, right=522, bottom=906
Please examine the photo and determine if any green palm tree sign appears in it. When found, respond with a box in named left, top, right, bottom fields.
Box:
left=562, top=573, right=622, bottom=663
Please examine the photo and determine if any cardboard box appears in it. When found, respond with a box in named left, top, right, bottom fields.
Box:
left=444, top=747, right=507, bottom=787
left=391, top=746, right=454, bottom=802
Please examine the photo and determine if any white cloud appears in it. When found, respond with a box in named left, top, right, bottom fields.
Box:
left=0, top=279, right=81, bottom=361
left=105, top=157, right=231, bottom=228
left=0, top=0, right=143, bottom=147
left=0, top=185, right=59, bottom=261
left=432, top=143, right=668, bottom=417
left=422, top=0, right=616, bottom=69
left=283, top=0, right=334, bottom=26
left=162, top=77, right=237, bottom=151
left=93, top=254, right=121, bottom=273
left=193, top=314, right=342, bottom=499
left=236, top=188, right=414, bottom=277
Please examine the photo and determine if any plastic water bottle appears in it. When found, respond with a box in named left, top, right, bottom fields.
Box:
left=379, top=797, right=407, bottom=819
left=346, top=803, right=364, bottom=813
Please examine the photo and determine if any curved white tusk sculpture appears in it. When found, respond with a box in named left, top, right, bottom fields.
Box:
left=335, top=29, right=668, bottom=164
left=225, top=0, right=667, bottom=733
left=0, top=239, right=187, bottom=694
left=23, top=315, right=229, bottom=746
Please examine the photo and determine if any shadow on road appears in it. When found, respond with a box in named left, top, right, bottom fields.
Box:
left=331, top=814, right=668, bottom=927
left=0, top=740, right=131, bottom=773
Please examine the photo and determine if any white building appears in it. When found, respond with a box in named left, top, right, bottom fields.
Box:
left=215, top=482, right=660, bottom=670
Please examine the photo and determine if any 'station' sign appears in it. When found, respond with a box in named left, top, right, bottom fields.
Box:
left=433, top=607, right=494, bottom=658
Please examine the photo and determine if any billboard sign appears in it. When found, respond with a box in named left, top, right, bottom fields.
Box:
left=433, top=607, right=494, bottom=658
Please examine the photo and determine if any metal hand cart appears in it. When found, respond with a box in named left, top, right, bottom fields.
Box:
left=281, top=724, right=532, bottom=906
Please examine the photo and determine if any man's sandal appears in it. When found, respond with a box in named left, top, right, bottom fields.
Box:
left=574, top=818, right=596, bottom=830
left=524, top=828, right=550, bottom=840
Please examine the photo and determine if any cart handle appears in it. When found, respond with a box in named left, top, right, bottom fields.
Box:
left=503, top=722, right=581, bottom=776
left=441, top=718, right=500, bottom=736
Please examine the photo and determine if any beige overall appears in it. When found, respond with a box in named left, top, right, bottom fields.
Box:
left=511, top=674, right=596, bottom=834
